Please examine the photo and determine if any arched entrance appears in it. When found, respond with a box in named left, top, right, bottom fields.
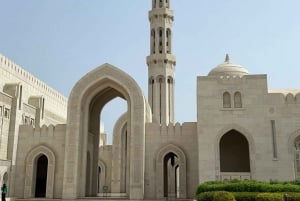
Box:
left=24, top=145, right=55, bottom=198
left=219, top=130, right=251, bottom=180
left=97, top=160, right=106, bottom=194
left=163, top=152, right=179, bottom=198
left=35, top=155, right=48, bottom=197
left=156, top=144, right=187, bottom=199
left=63, top=64, right=151, bottom=199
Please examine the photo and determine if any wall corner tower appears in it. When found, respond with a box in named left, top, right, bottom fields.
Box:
left=147, top=0, right=176, bottom=124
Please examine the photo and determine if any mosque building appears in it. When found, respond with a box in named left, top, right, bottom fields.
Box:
left=0, top=0, right=300, bottom=200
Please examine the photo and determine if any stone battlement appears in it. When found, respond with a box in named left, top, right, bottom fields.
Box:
left=146, top=122, right=197, bottom=136
left=268, top=90, right=300, bottom=104
left=0, top=53, right=67, bottom=106
left=19, top=124, right=66, bottom=138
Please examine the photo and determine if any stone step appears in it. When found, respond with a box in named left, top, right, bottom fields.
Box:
left=13, top=197, right=194, bottom=201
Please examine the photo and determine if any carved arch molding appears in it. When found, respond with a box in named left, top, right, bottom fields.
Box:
left=24, top=145, right=55, bottom=198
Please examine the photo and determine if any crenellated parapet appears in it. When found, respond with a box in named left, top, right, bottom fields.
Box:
left=19, top=124, right=66, bottom=139
left=268, top=90, right=300, bottom=105
left=146, top=122, right=197, bottom=136
left=0, top=54, right=67, bottom=103
left=0, top=53, right=67, bottom=122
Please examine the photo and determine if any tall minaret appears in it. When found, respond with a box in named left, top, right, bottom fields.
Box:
left=147, top=0, right=176, bottom=124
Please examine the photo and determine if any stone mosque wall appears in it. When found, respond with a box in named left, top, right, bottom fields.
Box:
left=145, top=122, right=198, bottom=199
left=0, top=53, right=67, bottom=124
left=197, top=74, right=300, bottom=183
left=0, top=53, right=68, bottom=193
left=14, top=124, right=66, bottom=198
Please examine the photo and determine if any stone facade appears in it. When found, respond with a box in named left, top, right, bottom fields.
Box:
left=0, top=0, right=300, bottom=200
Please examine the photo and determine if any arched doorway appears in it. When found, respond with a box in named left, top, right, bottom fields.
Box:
left=97, top=160, right=106, bottom=194
left=163, top=152, right=179, bottom=198
left=35, top=155, right=48, bottom=197
left=24, top=145, right=55, bottom=198
left=156, top=144, right=187, bottom=199
left=63, top=64, right=150, bottom=199
left=219, top=130, right=250, bottom=180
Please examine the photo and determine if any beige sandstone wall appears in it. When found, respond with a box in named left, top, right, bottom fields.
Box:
left=197, top=74, right=300, bottom=183
left=14, top=124, right=66, bottom=198
left=144, top=122, right=198, bottom=199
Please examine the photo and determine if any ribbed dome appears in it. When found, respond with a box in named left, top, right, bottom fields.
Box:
left=208, top=54, right=249, bottom=76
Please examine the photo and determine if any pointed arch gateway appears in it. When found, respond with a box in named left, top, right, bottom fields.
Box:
left=62, top=63, right=151, bottom=199
left=218, top=129, right=251, bottom=181
left=24, top=145, right=55, bottom=198
left=155, top=144, right=187, bottom=199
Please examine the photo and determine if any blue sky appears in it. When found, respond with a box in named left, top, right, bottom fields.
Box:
left=1, top=0, right=300, bottom=143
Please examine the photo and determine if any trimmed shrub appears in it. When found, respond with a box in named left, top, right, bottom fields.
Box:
left=285, top=193, right=300, bottom=201
left=196, top=192, right=214, bottom=201
left=256, top=193, right=283, bottom=201
left=196, top=180, right=300, bottom=195
left=213, top=191, right=236, bottom=201
left=233, top=192, right=258, bottom=201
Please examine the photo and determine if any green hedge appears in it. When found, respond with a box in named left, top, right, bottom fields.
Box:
left=285, top=193, right=300, bottom=201
left=196, top=192, right=300, bottom=201
left=256, top=193, right=283, bottom=201
left=196, top=191, right=214, bottom=201
left=233, top=192, right=259, bottom=201
left=213, top=191, right=235, bottom=201
left=196, top=180, right=300, bottom=194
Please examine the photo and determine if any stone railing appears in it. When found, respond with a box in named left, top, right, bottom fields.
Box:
left=220, top=172, right=251, bottom=181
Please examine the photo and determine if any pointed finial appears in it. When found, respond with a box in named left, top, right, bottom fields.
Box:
left=225, top=54, right=230, bottom=63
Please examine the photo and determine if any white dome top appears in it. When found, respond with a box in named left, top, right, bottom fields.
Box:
left=208, top=54, right=249, bottom=76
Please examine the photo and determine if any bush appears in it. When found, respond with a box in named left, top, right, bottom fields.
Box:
left=256, top=193, right=283, bottom=201
left=196, top=192, right=214, bottom=201
left=196, top=180, right=300, bottom=195
left=233, top=192, right=258, bottom=201
left=213, top=191, right=236, bottom=201
left=285, top=193, right=300, bottom=201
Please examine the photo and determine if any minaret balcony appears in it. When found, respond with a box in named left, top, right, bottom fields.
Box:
left=149, top=9, right=174, bottom=21
left=147, top=54, right=176, bottom=65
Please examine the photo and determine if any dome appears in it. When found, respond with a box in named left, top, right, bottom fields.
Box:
left=208, top=54, right=249, bottom=76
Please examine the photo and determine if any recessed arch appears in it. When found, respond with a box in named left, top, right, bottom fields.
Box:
left=24, top=145, right=55, bottom=198
left=234, top=91, right=242, bottom=108
left=155, top=144, right=187, bottom=199
left=223, top=92, right=231, bottom=108
left=35, top=155, right=48, bottom=197
left=97, top=160, right=106, bottom=194
left=219, top=130, right=250, bottom=172
left=215, top=125, right=255, bottom=180
left=63, top=63, right=150, bottom=199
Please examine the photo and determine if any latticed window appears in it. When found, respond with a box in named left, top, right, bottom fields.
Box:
left=295, top=136, right=300, bottom=179
left=234, top=92, right=242, bottom=108
left=223, top=92, right=231, bottom=108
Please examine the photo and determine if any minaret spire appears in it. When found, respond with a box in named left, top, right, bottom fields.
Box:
left=147, top=0, right=176, bottom=124
left=225, top=54, right=230, bottom=63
